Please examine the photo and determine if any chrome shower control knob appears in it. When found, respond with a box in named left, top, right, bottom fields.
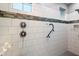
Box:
left=20, top=31, right=26, bottom=37
left=20, top=22, right=26, bottom=28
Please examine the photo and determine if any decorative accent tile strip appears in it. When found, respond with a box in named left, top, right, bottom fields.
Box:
left=68, top=20, right=79, bottom=23
left=0, top=10, right=78, bottom=24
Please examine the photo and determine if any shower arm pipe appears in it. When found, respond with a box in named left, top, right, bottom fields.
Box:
left=46, top=24, right=54, bottom=38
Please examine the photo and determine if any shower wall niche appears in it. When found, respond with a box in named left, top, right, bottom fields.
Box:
left=0, top=17, right=67, bottom=56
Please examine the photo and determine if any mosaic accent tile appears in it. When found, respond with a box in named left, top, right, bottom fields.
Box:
left=0, top=10, right=78, bottom=24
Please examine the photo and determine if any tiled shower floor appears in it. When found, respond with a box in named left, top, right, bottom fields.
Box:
left=60, top=51, right=77, bottom=56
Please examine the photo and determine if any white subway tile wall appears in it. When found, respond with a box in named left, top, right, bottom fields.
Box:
left=67, top=23, right=79, bottom=55
left=0, top=3, right=68, bottom=20
left=0, top=17, right=67, bottom=56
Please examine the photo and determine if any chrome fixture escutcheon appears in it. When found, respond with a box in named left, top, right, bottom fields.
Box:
left=20, top=22, right=26, bottom=28
left=20, top=31, right=26, bottom=37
